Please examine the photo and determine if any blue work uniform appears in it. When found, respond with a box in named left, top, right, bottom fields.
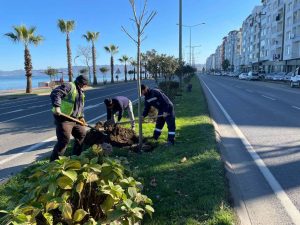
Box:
left=142, top=88, right=176, bottom=144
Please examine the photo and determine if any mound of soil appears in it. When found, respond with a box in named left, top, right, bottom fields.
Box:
left=84, top=121, right=155, bottom=152
left=84, top=121, right=138, bottom=147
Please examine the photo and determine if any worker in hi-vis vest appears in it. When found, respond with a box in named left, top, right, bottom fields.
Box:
left=50, top=75, right=88, bottom=161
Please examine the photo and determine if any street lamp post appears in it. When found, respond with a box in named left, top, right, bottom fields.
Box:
left=181, top=23, right=205, bottom=65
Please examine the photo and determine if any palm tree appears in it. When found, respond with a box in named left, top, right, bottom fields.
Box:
left=130, top=59, right=137, bottom=81
left=57, top=19, right=75, bottom=82
left=119, top=55, right=129, bottom=82
left=82, top=31, right=100, bottom=85
left=104, top=44, right=119, bottom=83
left=5, top=25, right=43, bottom=93
left=99, top=67, right=109, bottom=84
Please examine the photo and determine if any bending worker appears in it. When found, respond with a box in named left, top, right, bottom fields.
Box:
left=141, top=84, right=176, bottom=146
left=50, top=75, right=88, bottom=161
left=104, top=96, right=135, bottom=129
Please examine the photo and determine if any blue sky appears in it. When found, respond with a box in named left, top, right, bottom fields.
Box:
left=0, top=0, right=261, bottom=71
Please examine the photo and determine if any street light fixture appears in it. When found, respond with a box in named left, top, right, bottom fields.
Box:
left=177, top=23, right=205, bottom=65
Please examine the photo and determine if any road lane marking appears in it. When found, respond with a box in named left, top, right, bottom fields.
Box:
left=262, top=95, right=276, bottom=100
left=201, top=79, right=300, bottom=225
left=0, top=109, right=23, bottom=116
left=292, top=106, right=300, bottom=110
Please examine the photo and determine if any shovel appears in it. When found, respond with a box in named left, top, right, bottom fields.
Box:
left=114, top=113, right=169, bottom=125
left=58, top=112, right=105, bottom=133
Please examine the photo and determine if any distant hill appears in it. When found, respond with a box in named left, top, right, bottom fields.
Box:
left=0, top=65, right=132, bottom=76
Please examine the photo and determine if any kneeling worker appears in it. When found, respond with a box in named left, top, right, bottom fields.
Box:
left=104, top=96, right=135, bottom=129
left=50, top=75, right=88, bottom=161
left=141, top=84, right=176, bottom=145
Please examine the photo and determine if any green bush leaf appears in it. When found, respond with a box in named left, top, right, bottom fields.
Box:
left=145, top=205, right=154, bottom=218
left=101, top=196, right=115, bottom=212
left=65, top=160, right=81, bottom=170
left=60, top=203, right=73, bottom=220
left=73, top=209, right=88, bottom=222
left=86, top=172, right=99, bottom=183
left=46, top=201, right=60, bottom=212
left=128, top=187, right=137, bottom=198
left=76, top=182, right=84, bottom=194
left=43, top=212, right=53, bottom=224
left=62, top=170, right=78, bottom=182
left=57, top=176, right=73, bottom=190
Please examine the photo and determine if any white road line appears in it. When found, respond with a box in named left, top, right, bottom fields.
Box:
left=262, top=95, right=276, bottom=101
left=0, top=109, right=23, bottom=116
left=0, top=109, right=50, bottom=123
left=0, top=97, right=139, bottom=166
left=201, top=79, right=300, bottom=225
left=84, top=103, right=102, bottom=110
left=292, top=106, right=300, bottom=110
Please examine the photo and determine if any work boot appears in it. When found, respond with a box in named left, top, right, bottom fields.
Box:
left=164, top=141, right=174, bottom=147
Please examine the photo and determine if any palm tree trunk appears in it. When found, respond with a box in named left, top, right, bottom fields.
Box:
left=125, top=62, right=128, bottom=82
left=66, top=33, right=73, bottom=82
left=24, top=46, right=33, bottom=93
left=92, top=43, right=97, bottom=85
left=111, top=56, right=114, bottom=83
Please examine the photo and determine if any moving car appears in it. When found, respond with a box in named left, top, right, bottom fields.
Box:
left=247, top=71, right=260, bottom=80
left=290, top=67, right=300, bottom=88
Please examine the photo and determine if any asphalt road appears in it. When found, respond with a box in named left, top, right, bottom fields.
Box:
left=199, top=74, right=300, bottom=225
left=0, top=80, right=154, bottom=182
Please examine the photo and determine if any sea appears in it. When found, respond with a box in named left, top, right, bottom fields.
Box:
left=0, top=73, right=128, bottom=91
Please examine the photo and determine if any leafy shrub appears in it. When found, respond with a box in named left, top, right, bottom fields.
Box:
left=0, top=145, right=154, bottom=225
left=158, top=81, right=180, bottom=100
left=183, top=73, right=195, bottom=84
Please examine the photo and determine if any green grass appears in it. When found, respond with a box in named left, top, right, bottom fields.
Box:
left=0, top=77, right=235, bottom=224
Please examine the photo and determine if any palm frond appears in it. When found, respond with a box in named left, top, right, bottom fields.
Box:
left=4, top=32, right=18, bottom=42
left=57, top=19, right=66, bottom=32
left=66, top=20, right=75, bottom=32
left=30, top=35, right=44, bottom=46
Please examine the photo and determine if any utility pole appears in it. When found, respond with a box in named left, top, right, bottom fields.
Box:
left=179, top=0, right=182, bottom=65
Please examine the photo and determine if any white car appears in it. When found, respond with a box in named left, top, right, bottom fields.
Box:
left=238, top=73, right=248, bottom=80
left=290, top=68, right=300, bottom=88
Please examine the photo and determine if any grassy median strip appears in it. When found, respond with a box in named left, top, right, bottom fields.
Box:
left=114, top=77, right=234, bottom=224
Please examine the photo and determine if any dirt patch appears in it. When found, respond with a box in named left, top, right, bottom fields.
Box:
left=84, top=121, right=154, bottom=152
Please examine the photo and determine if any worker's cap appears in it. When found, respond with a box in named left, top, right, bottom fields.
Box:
left=104, top=98, right=112, bottom=106
left=141, top=84, right=148, bottom=91
left=75, top=75, right=89, bottom=85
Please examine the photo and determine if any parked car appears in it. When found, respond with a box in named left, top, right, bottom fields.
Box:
left=238, top=72, right=248, bottom=80
left=272, top=72, right=286, bottom=81
left=290, top=67, right=300, bottom=87
left=247, top=71, right=260, bottom=80
left=284, top=72, right=293, bottom=82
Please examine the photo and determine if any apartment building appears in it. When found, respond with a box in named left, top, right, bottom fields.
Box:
left=206, top=54, right=216, bottom=71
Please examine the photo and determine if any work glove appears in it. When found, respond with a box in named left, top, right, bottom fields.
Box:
left=163, top=112, right=169, bottom=118
left=53, top=107, right=61, bottom=115
left=79, top=117, right=87, bottom=126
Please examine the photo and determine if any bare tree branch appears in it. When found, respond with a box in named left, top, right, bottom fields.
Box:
left=139, top=0, right=148, bottom=24
left=121, top=26, right=138, bottom=44
left=141, top=11, right=157, bottom=34
left=141, top=35, right=147, bottom=43
left=129, top=0, right=139, bottom=26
